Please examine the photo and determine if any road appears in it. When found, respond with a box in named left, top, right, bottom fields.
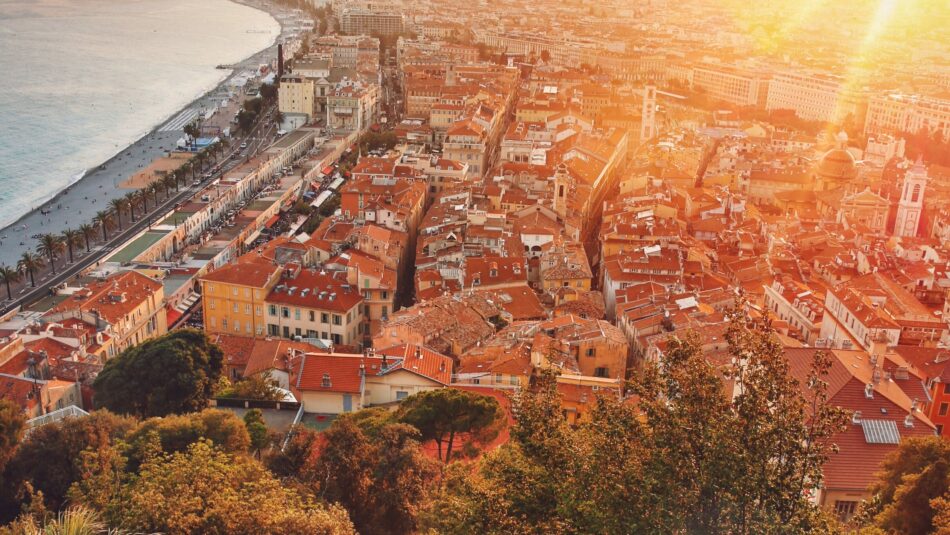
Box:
left=0, top=112, right=279, bottom=316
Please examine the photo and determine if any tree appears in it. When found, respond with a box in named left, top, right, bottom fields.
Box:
left=425, top=314, right=849, bottom=534
left=93, top=329, right=223, bottom=418
left=0, top=266, right=21, bottom=301
left=16, top=252, right=44, bottom=288
left=1, top=411, right=136, bottom=517
left=243, top=409, right=269, bottom=457
left=77, top=223, right=95, bottom=253
left=92, top=211, right=113, bottom=241
left=70, top=440, right=355, bottom=535
left=123, top=409, right=251, bottom=468
left=1, top=506, right=107, bottom=535
left=107, top=198, right=126, bottom=231
left=61, top=229, right=83, bottom=264
left=397, top=388, right=504, bottom=462
left=37, top=234, right=64, bottom=275
left=223, top=372, right=285, bottom=401
left=860, top=436, right=950, bottom=534
left=311, top=415, right=439, bottom=535
left=122, top=192, right=137, bottom=222
left=0, top=400, right=25, bottom=474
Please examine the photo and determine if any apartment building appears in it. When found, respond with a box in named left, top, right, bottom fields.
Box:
left=278, top=74, right=317, bottom=119
left=864, top=93, right=950, bottom=139
left=200, top=262, right=282, bottom=338
left=766, top=72, right=843, bottom=123
left=340, top=8, right=403, bottom=36
left=691, top=64, right=770, bottom=108
left=263, top=265, right=364, bottom=347
left=47, top=271, right=167, bottom=357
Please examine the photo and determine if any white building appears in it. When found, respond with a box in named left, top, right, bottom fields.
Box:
left=894, top=159, right=929, bottom=238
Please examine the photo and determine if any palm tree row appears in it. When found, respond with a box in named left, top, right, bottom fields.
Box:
left=0, top=138, right=233, bottom=302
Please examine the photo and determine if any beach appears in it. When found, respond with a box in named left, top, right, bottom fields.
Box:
left=0, top=0, right=295, bottom=268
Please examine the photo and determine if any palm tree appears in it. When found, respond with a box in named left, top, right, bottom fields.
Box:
left=61, top=228, right=83, bottom=263
left=93, top=210, right=114, bottom=241
left=135, top=189, right=149, bottom=215
left=123, top=191, right=138, bottom=222
left=37, top=233, right=65, bottom=275
left=108, top=198, right=127, bottom=231
left=17, top=252, right=44, bottom=287
left=163, top=174, right=177, bottom=196
left=0, top=265, right=21, bottom=300
left=78, top=223, right=95, bottom=252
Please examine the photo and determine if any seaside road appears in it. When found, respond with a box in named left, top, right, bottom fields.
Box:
left=0, top=114, right=279, bottom=315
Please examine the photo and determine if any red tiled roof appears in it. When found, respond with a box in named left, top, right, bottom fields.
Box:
left=294, top=353, right=364, bottom=393
left=376, top=344, right=453, bottom=384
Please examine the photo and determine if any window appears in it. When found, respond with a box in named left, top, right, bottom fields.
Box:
left=281, top=307, right=290, bottom=318
left=333, top=314, right=342, bottom=325
left=232, top=288, right=238, bottom=296
left=245, top=304, right=251, bottom=314
left=256, top=306, right=262, bottom=316
left=268, top=324, right=279, bottom=336
left=294, top=308, right=301, bottom=320
left=322, top=373, right=331, bottom=387
left=940, top=403, right=949, bottom=417
left=256, top=326, right=263, bottom=336
left=586, top=348, right=596, bottom=357
left=269, top=304, right=277, bottom=316
left=209, top=299, right=216, bottom=310
left=295, top=327, right=302, bottom=336
left=594, top=367, right=609, bottom=378
left=495, top=373, right=503, bottom=383
left=834, top=501, right=857, bottom=521
left=309, top=311, right=315, bottom=321
left=945, top=382, right=950, bottom=394
left=321, top=312, right=329, bottom=324
left=937, top=424, right=944, bottom=436
left=282, top=326, right=290, bottom=338
left=234, top=321, right=240, bottom=332
left=396, top=391, right=409, bottom=400
left=232, top=303, right=238, bottom=313
left=381, top=291, right=388, bottom=299
left=510, top=376, right=519, bottom=386
left=222, top=319, right=228, bottom=329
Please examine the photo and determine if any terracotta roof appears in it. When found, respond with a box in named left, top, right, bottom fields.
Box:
left=201, top=262, right=280, bottom=288
left=293, top=353, right=364, bottom=393
left=375, top=344, right=453, bottom=384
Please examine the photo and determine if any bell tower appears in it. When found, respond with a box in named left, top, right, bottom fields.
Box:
left=894, top=157, right=928, bottom=238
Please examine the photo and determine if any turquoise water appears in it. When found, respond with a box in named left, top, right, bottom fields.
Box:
left=0, top=0, right=279, bottom=229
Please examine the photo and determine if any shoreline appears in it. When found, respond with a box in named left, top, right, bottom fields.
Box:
left=0, top=0, right=290, bottom=260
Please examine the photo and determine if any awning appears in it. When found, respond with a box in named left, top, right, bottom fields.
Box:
left=243, top=229, right=262, bottom=245
left=321, top=165, right=334, bottom=175
left=264, top=215, right=280, bottom=229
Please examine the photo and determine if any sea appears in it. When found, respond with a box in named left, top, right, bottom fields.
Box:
left=0, top=0, right=280, bottom=230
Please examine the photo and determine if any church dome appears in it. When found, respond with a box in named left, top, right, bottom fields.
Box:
left=817, top=147, right=857, bottom=181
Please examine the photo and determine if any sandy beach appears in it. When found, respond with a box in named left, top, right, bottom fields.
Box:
left=0, top=0, right=294, bottom=268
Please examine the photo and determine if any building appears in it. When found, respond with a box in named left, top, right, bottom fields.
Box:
left=691, top=64, right=770, bottom=108
left=200, top=262, right=281, bottom=338
left=893, top=159, right=929, bottom=238
left=47, top=271, right=167, bottom=357
left=263, top=264, right=364, bottom=347
left=864, top=93, right=950, bottom=139
left=340, top=8, right=404, bottom=36
left=278, top=74, right=317, bottom=119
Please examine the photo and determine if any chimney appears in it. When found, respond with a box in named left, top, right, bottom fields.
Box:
left=277, top=43, right=284, bottom=78
left=415, top=346, right=422, bottom=360
left=904, top=414, right=914, bottom=428
left=864, top=383, right=874, bottom=399
left=851, top=410, right=862, bottom=424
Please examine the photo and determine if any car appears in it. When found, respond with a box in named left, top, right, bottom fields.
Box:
left=240, top=142, right=248, bottom=149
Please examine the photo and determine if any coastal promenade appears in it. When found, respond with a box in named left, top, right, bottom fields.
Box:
left=0, top=0, right=300, bottom=268
left=0, top=109, right=278, bottom=316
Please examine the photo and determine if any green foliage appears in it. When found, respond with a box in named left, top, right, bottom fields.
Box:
left=859, top=436, right=950, bottom=534
left=1, top=411, right=136, bottom=517
left=123, top=409, right=251, bottom=468
left=0, top=506, right=109, bottom=535
left=358, top=131, right=398, bottom=153
left=0, top=400, right=25, bottom=473
left=220, top=372, right=285, bottom=402
left=318, top=195, right=340, bottom=217
left=397, top=388, right=504, bottom=462
left=425, top=315, right=850, bottom=534
left=243, top=409, right=269, bottom=456
left=93, top=329, right=223, bottom=418
left=70, top=440, right=355, bottom=535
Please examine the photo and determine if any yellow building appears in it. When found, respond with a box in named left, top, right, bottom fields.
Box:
left=47, top=270, right=167, bottom=358
left=278, top=74, right=317, bottom=119
left=200, top=262, right=281, bottom=339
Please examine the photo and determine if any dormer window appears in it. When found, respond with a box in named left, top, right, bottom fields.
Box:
left=322, top=373, right=331, bottom=388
